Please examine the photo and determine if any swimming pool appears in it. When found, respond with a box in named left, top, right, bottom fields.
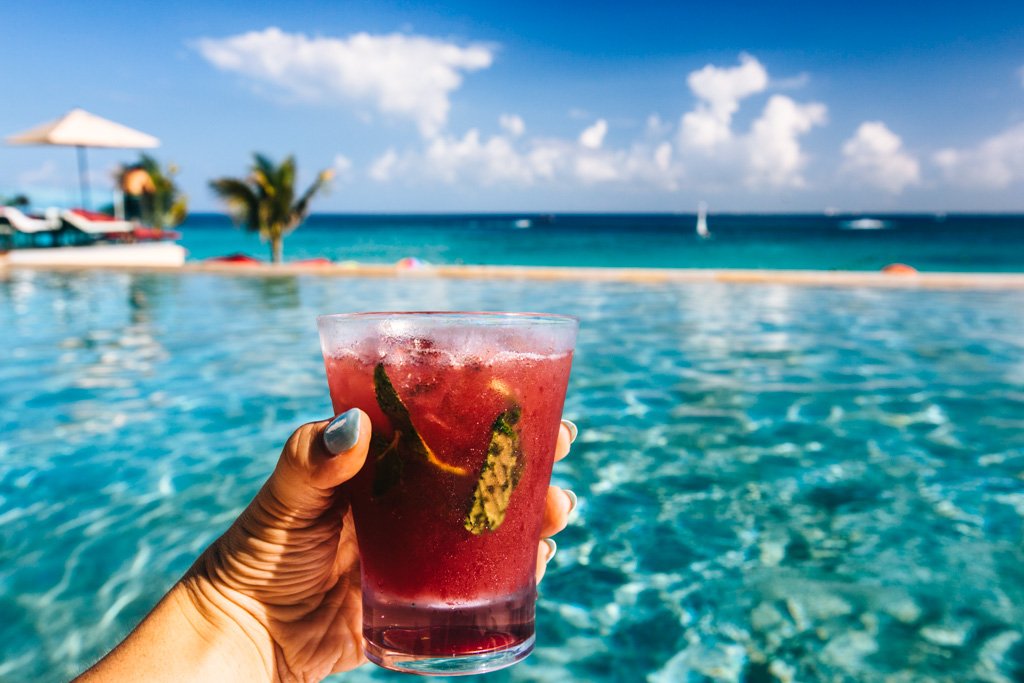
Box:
left=1, top=271, right=1022, bottom=681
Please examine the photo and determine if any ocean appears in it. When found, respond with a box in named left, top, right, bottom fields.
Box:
left=177, top=213, right=1024, bottom=272
left=1, top=268, right=1022, bottom=682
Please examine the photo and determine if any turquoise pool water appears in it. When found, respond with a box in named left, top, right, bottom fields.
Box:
left=1, top=271, right=1023, bottom=682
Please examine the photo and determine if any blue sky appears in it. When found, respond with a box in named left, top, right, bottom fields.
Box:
left=1, top=0, right=1022, bottom=212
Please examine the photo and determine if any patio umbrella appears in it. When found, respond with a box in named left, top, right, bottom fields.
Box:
left=6, top=108, right=159, bottom=208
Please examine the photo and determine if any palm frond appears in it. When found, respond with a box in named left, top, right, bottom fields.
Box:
left=168, top=197, right=188, bottom=228
left=278, top=156, right=297, bottom=219
left=252, top=153, right=278, bottom=183
left=209, top=177, right=260, bottom=232
left=211, top=154, right=330, bottom=257
left=291, top=169, right=332, bottom=228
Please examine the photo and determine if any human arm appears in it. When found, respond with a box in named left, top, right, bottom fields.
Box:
left=76, top=410, right=577, bottom=683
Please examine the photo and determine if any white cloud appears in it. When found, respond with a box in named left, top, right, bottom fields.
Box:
left=645, top=114, right=673, bottom=138
left=423, top=129, right=535, bottom=185
left=745, top=95, right=827, bottom=189
left=369, top=132, right=549, bottom=186
left=933, top=122, right=1024, bottom=190
left=331, top=154, right=354, bottom=181
left=525, top=142, right=567, bottom=180
left=574, top=155, right=619, bottom=183
left=499, top=114, right=525, bottom=137
left=368, top=131, right=541, bottom=186
left=611, top=143, right=680, bottom=190
left=368, top=130, right=676, bottom=190
left=194, top=27, right=493, bottom=137
left=579, top=119, right=608, bottom=149
left=680, top=53, right=768, bottom=150
left=369, top=148, right=399, bottom=182
left=676, top=55, right=826, bottom=189
left=364, top=53, right=822, bottom=195
left=688, top=53, right=768, bottom=120
left=654, top=142, right=672, bottom=172
left=840, top=121, right=920, bottom=194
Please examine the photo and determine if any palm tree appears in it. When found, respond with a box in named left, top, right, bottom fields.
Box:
left=119, top=155, right=188, bottom=230
left=209, top=154, right=332, bottom=263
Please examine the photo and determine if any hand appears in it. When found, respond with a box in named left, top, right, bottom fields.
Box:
left=179, top=410, right=577, bottom=683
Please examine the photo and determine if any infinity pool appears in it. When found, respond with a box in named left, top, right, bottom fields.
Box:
left=1, top=271, right=1023, bottom=682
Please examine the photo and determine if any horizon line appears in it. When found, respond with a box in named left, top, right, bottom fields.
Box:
left=182, top=210, right=1024, bottom=217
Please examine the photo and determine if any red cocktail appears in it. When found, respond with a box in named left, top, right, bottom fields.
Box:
left=318, top=312, right=577, bottom=675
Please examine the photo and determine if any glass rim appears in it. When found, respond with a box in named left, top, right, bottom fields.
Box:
left=317, top=311, right=578, bottom=326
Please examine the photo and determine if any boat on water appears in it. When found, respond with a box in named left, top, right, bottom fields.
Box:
left=513, top=218, right=531, bottom=229
left=696, top=201, right=710, bottom=239
left=841, top=217, right=889, bottom=230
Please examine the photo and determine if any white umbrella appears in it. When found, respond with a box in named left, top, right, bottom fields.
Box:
left=6, top=108, right=160, bottom=208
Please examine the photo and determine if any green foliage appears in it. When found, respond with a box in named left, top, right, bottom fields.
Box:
left=120, top=155, right=188, bottom=230
left=1, top=194, right=29, bottom=207
left=208, top=153, right=332, bottom=263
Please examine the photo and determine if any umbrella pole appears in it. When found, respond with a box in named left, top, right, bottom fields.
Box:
left=76, top=145, right=90, bottom=209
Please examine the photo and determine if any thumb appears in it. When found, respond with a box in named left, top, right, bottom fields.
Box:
left=267, top=408, right=371, bottom=516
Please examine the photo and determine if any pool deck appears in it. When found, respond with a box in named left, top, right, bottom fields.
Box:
left=3, top=256, right=1024, bottom=289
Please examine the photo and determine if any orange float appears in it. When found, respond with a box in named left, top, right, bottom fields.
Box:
left=882, top=263, right=918, bottom=275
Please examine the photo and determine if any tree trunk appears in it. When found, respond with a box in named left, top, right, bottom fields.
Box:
left=271, top=236, right=283, bottom=264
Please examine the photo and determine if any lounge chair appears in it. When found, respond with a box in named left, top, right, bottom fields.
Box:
left=0, top=206, right=61, bottom=234
left=0, top=206, right=62, bottom=248
left=60, top=209, right=136, bottom=236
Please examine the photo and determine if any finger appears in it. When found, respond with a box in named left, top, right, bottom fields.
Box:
left=268, top=409, right=371, bottom=514
left=318, top=408, right=372, bottom=484
left=535, top=539, right=557, bottom=583
left=554, top=419, right=577, bottom=462
left=540, top=485, right=576, bottom=537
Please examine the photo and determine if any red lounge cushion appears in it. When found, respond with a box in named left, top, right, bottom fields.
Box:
left=70, top=209, right=119, bottom=222
left=133, top=227, right=181, bottom=240
left=207, top=253, right=262, bottom=265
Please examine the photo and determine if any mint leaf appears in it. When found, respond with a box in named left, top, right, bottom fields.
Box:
left=464, top=406, right=524, bottom=535
left=371, top=363, right=468, bottom=499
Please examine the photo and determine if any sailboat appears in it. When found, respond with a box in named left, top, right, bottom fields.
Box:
left=696, top=201, right=710, bottom=239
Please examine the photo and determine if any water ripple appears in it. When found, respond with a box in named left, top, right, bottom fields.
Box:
left=1, top=272, right=1023, bottom=681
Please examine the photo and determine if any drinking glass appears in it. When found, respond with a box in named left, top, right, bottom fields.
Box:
left=317, top=312, right=577, bottom=675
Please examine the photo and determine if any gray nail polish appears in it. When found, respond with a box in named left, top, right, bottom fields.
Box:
left=542, top=538, right=557, bottom=562
left=564, top=489, right=578, bottom=514
left=323, top=408, right=360, bottom=455
left=561, top=419, right=578, bottom=444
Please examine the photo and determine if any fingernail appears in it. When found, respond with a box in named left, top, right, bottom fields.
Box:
left=323, top=408, right=361, bottom=456
left=561, top=419, right=578, bottom=444
left=564, top=489, right=578, bottom=514
left=542, top=538, right=557, bottom=562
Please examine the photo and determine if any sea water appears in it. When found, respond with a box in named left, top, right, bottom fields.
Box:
left=177, top=213, right=1024, bottom=272
left=1, top=271, right=1023, bottom=682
